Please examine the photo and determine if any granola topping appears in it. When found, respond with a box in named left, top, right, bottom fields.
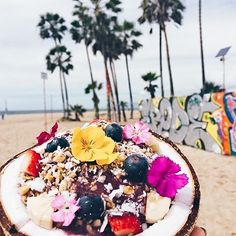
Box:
left=17, top=120, right=189, bottom=235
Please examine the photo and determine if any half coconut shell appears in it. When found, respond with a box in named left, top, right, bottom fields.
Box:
left=0, top=133, right=200, bottom=236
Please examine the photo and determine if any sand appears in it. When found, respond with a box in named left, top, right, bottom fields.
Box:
left=0, top=112, right=236, bottom=236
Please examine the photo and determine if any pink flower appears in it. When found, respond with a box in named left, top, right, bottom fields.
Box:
left=147, top=156, right=189, bottom=198
left=123, top=121, right=151, bottom=144
left=36, top=122, right=58, bottom=145
left=51, top=194, right=79, bottom=227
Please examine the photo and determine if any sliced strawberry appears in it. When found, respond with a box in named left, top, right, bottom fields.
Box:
left=108, top=213, right=143, bottom=236
left=21, top=150, right=41, bottom=177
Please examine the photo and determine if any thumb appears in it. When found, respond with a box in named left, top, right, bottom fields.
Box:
left=190, top=226, right=207, bottom=236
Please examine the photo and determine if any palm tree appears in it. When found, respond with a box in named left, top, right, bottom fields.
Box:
left=138, top=0, right=164, bottom=98
left=38, top=13, right=71, bottom=118
left=38, top=13, right=67, bottom=44
left=200, top=81, right=224, bottom=96
left=199, top=0, right=206, bottom=90
left=85, top=81, right=102, bottom=116
left=139, top=0, right=185, bottom=97
left=118, top=20, right=142, bottom=119
left=142, top=72, right=159, bottom=98
left=120, top=101, right=128, bottom=122
left=71, top=1, right=101, bottom=119
left=45, top=45, right=73, bottom=118
left=91, top=0, right=122, bottom=120
left=70, top=104, right=87, bottom=121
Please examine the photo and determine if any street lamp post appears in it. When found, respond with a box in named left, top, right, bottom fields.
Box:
left=41, top=72, right=48, bottom=131
left=50, top=94, right=53, bottom=122
left=215, top=46, right=231, bottom=90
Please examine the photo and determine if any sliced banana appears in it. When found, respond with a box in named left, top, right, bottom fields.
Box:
left=145, top=135, right=159, bottom=152
left=146, top=191, right=171, bottom=224
left=27, top=193, right=54, bottom=230
left=140, top=201, right=191, bottom=236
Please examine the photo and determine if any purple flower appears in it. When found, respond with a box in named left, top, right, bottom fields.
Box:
left=51, top=193, right=79, bottom=227
left=123, top=121, right=151, bottom=144
left=147, top=156, right=189, bottom=198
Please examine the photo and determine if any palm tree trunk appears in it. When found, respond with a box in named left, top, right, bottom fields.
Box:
left=59, top=69, right=66, bottom=118
left=109, top=75, right=117, bottom=121
left=159, top=24, right=164, bottom=97
left=108, top=68, right=117, bottom=121
left=104, top=57, right=114, bottom=120
left=150, top=82, right=155, bottom=99
left=163, top=24, right=174, bottom=97
left=110, top=59, right=121, bottom=122
left=199, top=0, right=206, bottom=89
left=125, top=55, right=134, bottom=119
left=75, top=112, right=80, bottom=121
left=85, top=45, right=99, bottom=119
left=62, top=71, right=70, bottom=119
left=54, top=40, right=66, bottom=118
left=121, top=103, right=127, bottom=122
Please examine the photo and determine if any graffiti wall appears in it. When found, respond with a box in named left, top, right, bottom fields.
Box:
left=139, top=91, right=236, bottom=156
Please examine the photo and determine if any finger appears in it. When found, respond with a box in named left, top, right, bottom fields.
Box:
left=190, top=226, right=207, bottom=236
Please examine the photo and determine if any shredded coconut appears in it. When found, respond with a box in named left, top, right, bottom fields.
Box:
left=27, top=177, right=45, bottom=192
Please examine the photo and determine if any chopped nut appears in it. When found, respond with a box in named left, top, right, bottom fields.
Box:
left=90, top=180, right=97, bottom=186
left=69, top=171, right=77, bottom=178
left=55, top=171, right=62, bottom=185
left=72, top=158, right=80, bottom=164
left=21, top=195, right=27, bottom=204
left=64, top=151, right=73, bottom=158
left=105, top=198, right=115, bottom=209
left=48, top=153, right=54, bottom=160
left=58, top=163, right=65, bottom=168
left=22, top=174, right=34, bottom=180
left=114, top=174, right=123, bottom=180
left=118, top=156, right=126, bottom=162
left=124, top=186, right=134, bottom=195
left=145, top=152, right=152, bottom=157
left=44, top=173, right=54, bottom=182
left=40, top=170, right=46, bottom=178
left=19, top=185, right=30, bottom=195
left=53, top=154, right=66, bottom=163
left=59, top=180, right=68, bottom=192
left=90, top=185, right=98, bottom=191
left=97, top=175, right=106, bottom=183
left=93, top=219, right=101, bottom=227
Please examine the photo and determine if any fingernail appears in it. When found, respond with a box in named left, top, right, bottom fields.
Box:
left=200, top=227, right=207, bottom=235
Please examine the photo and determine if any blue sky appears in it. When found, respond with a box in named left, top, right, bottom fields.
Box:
left=0, top=0, right=236, bottom=111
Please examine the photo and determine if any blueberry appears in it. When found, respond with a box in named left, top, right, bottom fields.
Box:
left=105, top=123, right=123, bottom=142
left=124, top=154, right=149, bottom=182
left=45, top=137, right=69, bottom=152
left=78, top=195, right=105, bottom=221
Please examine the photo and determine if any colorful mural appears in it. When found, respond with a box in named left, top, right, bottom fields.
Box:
left=139, top=91, right=236, bottom=156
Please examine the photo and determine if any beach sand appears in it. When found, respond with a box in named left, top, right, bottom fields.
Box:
left=0, top=112, right=236, bottom=236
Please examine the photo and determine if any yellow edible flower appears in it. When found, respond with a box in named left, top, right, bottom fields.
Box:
left=71, top=126, right=118, bottom=165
